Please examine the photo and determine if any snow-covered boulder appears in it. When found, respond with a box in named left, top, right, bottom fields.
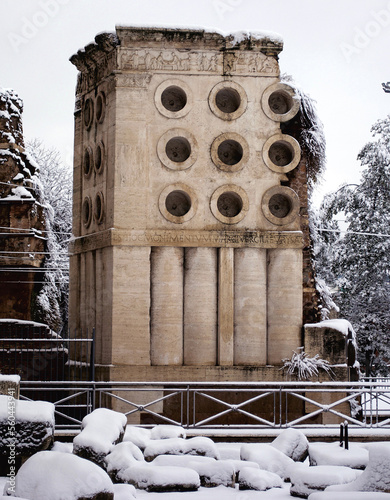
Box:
left=290, top=464, right=360, bottom=498
left=223, top=459, right=259, bottom=482
left=271, top=428, right=309, bottom=462
left=7, top=451, right=114, bottom=500
left=51, top=441, right=73, bottom=453
left=240, top=443, right=294, bottom=479
left=123, top=425, right=151, bottom=450
left=309, top=442, right=369, bottom=469
left=150, top=424, right=186, bottom=440
left=308, top=492, right=390, bottom=500
left=238, top=466, right=283, bottom=491
left=123, top=463, right=200, bottom=492
left=105, top=441, right=145, bottom=482
left=112, top=483, right=136, bottom=500
left=0, top=396, right=54, bottom=460
left=73, top=408, right=127, bottom=467
left=325, top=443, right=390, bottom=493
left=144, top=436, right=220, bottom=461
left=151, top=451, right=234, bottom=487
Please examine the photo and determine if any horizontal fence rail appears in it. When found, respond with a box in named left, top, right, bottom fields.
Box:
left=0, top=324, right=95, bottom=382
left=18, top=380, right=390, bottom=431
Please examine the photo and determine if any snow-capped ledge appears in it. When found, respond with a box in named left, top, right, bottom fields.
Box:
left=305, top=319, right=354, bottom=338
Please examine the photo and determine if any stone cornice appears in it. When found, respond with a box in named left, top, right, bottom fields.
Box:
left=70, top=27, right=283, bottom=95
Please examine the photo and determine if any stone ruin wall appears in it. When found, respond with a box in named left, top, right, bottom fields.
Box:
left=0, top=90, right=45, bottom=321
left=69, top=28, right=322, bottom=381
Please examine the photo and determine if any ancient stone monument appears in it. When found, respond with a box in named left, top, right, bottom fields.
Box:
left=0, top=89, right=45, bottom=320
left=69, top=27, right=347, bottom=398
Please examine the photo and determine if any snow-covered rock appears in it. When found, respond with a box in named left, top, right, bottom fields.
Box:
left=238, top=466, right=283, bottom=491
left=112, top=483, right=137, bottom=500
left=123, top=463, right=200, bottom=492
left=308, top=492, right=390, bottom=500
left=271, top=428, right=309, bottom=462
left=123, top=426, right=151, bottom=450
left=0, top=396, right=54, bottom=458
left=223, top=459, right=259, bottom=481
left=309, top=442, right=369, bottom=469
left=144, top=436, right=220, bottom=461
left=73, top=408, right=127, bottom=466
left=290, top=464, right=360, bottom=498
left=325, top=443, right=390, bottom=493
left=150, top=424, right=186, bottom=440
left=51, top=441, right=73, bottom=453
left=105, top=441, right=145, bottom=482
left=151, top=451, right=234, bottom=487
left=240, top=443, right=294, bottom=479
left=7, top=450, right=114, bottom=500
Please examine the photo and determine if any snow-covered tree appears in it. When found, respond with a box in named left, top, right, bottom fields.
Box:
left=317, top=116, right=390, bottom=375
left=27, top=139, right=72, bottom=333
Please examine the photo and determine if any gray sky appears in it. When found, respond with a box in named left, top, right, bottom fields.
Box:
left=2, top=0, right=390, bottom=204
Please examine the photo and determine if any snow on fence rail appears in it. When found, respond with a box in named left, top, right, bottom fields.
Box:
left=18, top=380, right=390, bottom=431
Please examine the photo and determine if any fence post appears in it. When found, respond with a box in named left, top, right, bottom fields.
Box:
left=90, top=328, right=96, bottom=412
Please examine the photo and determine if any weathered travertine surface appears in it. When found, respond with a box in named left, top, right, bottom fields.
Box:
left=69, top=27, right=311, bottom=390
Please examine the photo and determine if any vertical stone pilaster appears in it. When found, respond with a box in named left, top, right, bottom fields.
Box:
left=184, top=248, right=217, bottom=365
left=112, top=246, right=151, bottom=365
left=234, top=248, right=267, bottom=365
left=267, top=248, right=303, bottom=364
left=151, top=247, right=184, bottom=365
left=218, top=247, right=234, bottom=366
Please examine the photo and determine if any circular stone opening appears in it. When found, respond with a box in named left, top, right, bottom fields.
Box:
left=82, top=197, right=92, bottom=227
left=96, top=93, right=105, bottom=122
left=268, top=193, right=292, bottom=219
left=268, top=141, right=294, bottom=167
left=95, top=143, right=104, bottom=173
left=217, top=191, right=243, bottom=218
left=217, top=140, right=243, bottom=166
left=165, top=137, right=191, bottom=163
left=268, top=90, right=294, bottom=115
left=165, top=190, right=191, bottom=217
left=94, top=193, right=104, bottom=223
left=83, top=98, right=93, bottom=128
left=215, top=88, right=241, bottom=113
left=84, top=148, right=92, bottom=177
left=161, top=86, right=187, bottom=112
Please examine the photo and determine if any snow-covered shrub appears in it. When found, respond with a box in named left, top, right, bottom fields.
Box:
left=281, top=347, right=334, bottom=380
left=123, top=463, right=200, bottom=492
left=326, top=443, right=390, bottom=493
left=238, top=467, right=283, bottom=491
left=290, top=465, right=360, bottom=498
left=6, top=451, right=114, bottom=499
left=144, top=436, right=220, bottom=462
left=105, top=441, right=145, bottom=482
left=123, top=425, right=151, bottom=450
left=73, top=408, right=127, bottom=466
left=309, top=442, right=368, bottom=469
left=240, top=443, right=294, bottom=479
left=271, top=428, right=309, bottom=462
left=150, top=424, right=186, bottom=440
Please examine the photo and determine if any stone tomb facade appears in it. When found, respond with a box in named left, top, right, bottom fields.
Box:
left=69, top=27, right=310, bottom=386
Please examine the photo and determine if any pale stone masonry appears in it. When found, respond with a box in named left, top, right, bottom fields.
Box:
left=69, top=27, right=320, bottom=388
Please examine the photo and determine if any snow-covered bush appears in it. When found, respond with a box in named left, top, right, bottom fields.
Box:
left=281, top=347, right=334, bottom=380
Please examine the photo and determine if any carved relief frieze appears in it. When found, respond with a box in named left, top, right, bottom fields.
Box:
left=119, top=48, right=220, bottom=73
left=118, top=48, right=279, bottom=76
left=114, top=73, right=153, bottom=89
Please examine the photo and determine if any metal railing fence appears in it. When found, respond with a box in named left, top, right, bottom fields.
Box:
left=18, top=380, right=390, bottom=431
left=0, top=325, right=95, bottom=382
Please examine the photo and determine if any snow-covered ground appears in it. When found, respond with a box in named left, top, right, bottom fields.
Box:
left=2, top=406, right=390, bottom=499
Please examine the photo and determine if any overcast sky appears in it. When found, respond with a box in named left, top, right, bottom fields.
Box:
left=2, top=0, right=390, bottom=205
